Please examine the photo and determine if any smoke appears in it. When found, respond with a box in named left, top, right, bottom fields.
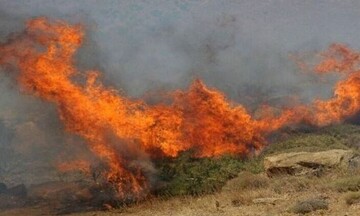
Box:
left=2, top=1, right=360, bottom=100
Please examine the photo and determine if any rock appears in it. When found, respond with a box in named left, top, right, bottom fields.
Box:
left=252, top=197, right=284, bottom=205
left=264, top=149, right=356, bottom=177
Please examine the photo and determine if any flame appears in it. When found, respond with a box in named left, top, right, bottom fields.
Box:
left=310, top=44, right=360, bottom=126
left=1, top=18, right=360, bottom=198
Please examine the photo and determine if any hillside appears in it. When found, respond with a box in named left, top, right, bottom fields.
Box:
left=1, top=124, right=360, bottom=215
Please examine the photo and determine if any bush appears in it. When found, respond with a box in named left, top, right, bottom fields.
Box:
left=240, top=157, right=264, bottom=174
left=291, top=198, right=328, bottom=214
left=155, top=151, right=261, bottom=196
left=345, top=192, right=360, bottom=205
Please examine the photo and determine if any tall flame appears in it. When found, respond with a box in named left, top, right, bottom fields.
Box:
left=1, top=18, right=360, bottom=198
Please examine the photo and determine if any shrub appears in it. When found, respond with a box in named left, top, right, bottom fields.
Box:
left=155, top=151, right=262, bottom=196
left=240, top=157, right=264, bottom=174
left=291, top=198, right=328, bottom=214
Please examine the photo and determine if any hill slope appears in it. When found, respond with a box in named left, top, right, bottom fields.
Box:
left=1, top=124, right=360, bottom=216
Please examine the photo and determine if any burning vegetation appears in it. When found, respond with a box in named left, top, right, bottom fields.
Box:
left=1, top=17, right=360, bottom=203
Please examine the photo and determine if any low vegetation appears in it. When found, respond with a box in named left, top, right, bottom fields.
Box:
left=155, top=152, right=245, bottom=196
left=155, top=124, right=360, bottom=197
left=228, top=172, right=269, bottom=190
left=3, top=124, right=360, bottom=215
left=291, top=198, right=329, bottom=214
left=332, top=176, right=360, bottom=192
left=263, top=124, right=360, bottom=155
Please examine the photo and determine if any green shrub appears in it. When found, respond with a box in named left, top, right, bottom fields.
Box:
left=240, top=157, right=264, bottom=174
left=155, top=151, right=262, bottom=196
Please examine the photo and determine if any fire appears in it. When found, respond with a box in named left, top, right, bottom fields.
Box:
left=311, top=44, right=360, bottom=126
left=1, top=18, right=360, bottom=198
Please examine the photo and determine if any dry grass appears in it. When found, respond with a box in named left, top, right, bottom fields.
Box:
left=2, top=172, right=360, bottom=216
left=332, top=176, right=360, bottom=192
left=345, top=192, right=360, bottom=205
left=223, top=172, right=269, bottom=191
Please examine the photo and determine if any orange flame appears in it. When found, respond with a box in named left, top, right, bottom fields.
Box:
left=1, top=18, right=360, bottom=198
